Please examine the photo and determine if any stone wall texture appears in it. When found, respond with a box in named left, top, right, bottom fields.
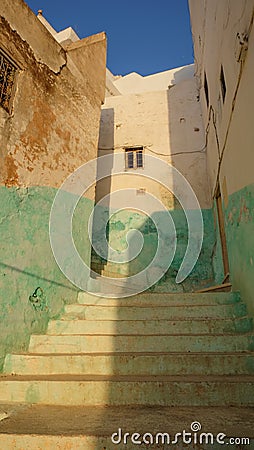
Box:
left=0, top=0, right=106, bottom=368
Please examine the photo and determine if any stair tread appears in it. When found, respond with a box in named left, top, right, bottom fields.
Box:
left=52, top=316, right=250, bottom=322
left=3, top=291, right=254, bottom=408
left=42, top=334, right=254, bottom=338
left=1, top=374, right=254, bottom=381
left=7, top=351, right=254, bottom=356
left=32, top=332, right=254, bottom=337
left=68, top=303, right=243, bottom=308
left=0, top=404, right=253, bottom=437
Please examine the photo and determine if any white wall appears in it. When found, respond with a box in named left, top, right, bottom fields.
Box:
left=189, top=0, right=254, bottom=197
left=189, top=0, right=254, bottom=313
left=98, top=76, right=210, bottom=209
left=112, top=64, right=195, bottom=95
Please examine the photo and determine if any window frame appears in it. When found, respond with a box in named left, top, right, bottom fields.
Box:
left=0, top=48, right=19, bottom=114
left=125, top=146, right=144, bottom=170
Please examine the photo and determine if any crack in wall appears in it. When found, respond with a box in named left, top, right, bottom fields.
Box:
left=0, top=16, right=67, bottom=77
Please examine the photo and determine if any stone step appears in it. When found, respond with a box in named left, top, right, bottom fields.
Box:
left=63, top=302, right=248, bottom=320
left=4, top=352, right=254, bottom=376
left=0, top=374, right=254, bottom=406
left=101, top=270, right=129, bottom=278
left=0, top=404, right=253, bottom=449
left=87, top=276, right=147, bottom=296
left=28, top=334, right=254, bottom=354
left=46, top=317, right=253, bottom=336
left=78, top=291, right=241, bottom=306
left=86, top=275, right=140, bottom=296
left=92, top=262, right=130, bottom=276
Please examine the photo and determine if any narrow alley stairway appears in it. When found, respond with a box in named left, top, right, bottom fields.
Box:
left=0, top=290, right=254, bottom=449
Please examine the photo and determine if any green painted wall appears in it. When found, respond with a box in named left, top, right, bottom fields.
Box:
left=212, top=201, right=225, bottom=285
left=3, top=181, right=252, bottom=371
left=223, top=183, right=254, bottom=317
left=91, top=206, right=215, bottom=292
left=155, top=208, right=215, bottom=292
left=209, top=183, right=254, bottom=317
left=0, top=186, right=93, bottom=370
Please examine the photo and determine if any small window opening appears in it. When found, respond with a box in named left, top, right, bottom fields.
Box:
left=125, top=147, right=144, bottom=169
left=204, top=72, right=209, bottom=107
left=0, top=49, right=17, bottom=113
left=220, top=66, right=227, bottom=103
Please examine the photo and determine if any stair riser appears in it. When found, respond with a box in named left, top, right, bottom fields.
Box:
left=98, top=265, right=130, bottom=275
left=46, top=318, right=253, bottom=335
left=4, top=354, right=254, bottom=376
left=88, top=276, right=145, bottom=293
left=0, top=380, right=253, bottom=406
left=63, top=304, right=247, bottom=320
left=78, top=292, right=241, bottom=306
left=101, top=271, right=129, bottom=278
left=2, top=289, right=254, bottom=428
left=29, top=335, right=254, bottom=354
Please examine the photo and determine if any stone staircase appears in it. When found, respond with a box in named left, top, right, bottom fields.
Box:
left=91, top=256, right=130, bottom=278
left=1, top=291, right=254, bottom=448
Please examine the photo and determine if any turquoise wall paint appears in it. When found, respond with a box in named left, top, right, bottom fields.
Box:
left=4, top=181, right=253, bottom=370
left=223, top=183, right=254, bottom=317
left=0, top=186, right=93, bottom=370
left=152, top=208, right=215, bottom=292
left=212, top=201, right=225, bottom=285
left=91, top=206, right=215, bottom=292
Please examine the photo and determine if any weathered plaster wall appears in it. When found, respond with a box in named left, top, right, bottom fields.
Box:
left=92, top=204, right=215, bottom=292
left=95, top=75, right=214, bottom=289
left=0, top=0, right=106, bottom=368
left=212, top=201, right=224, bottom=285
left=37, top=11, right=80, bottom=47
left=98, top=80, right=210, bottom=208
left=189, top=0, right=254, bottom=314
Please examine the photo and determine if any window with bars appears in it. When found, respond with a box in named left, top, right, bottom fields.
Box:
left=0, top=50, right=17, bottom=113
left=125, top=147, right=144, bottom=169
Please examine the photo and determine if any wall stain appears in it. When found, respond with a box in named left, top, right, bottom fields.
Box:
left=19, top=100, right=56, bottom=158
left=4, top=154, right=19, bottom=187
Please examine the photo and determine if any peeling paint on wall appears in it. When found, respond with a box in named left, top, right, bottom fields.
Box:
left=92, top=205, right=215, bottom=291
left=224, top=184, right=254, bottom=317
left=0, top=185, right=95, bottom=370
left=0, top=0, right=106, bottom=370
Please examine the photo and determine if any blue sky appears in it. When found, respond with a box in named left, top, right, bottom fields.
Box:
left=25, top=0, right=194, bottom=76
